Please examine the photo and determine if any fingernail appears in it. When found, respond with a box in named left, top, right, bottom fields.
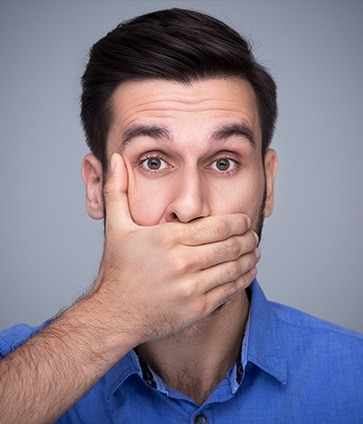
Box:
left=254, top=247, right=261, bottom=259
left=246, top=217, right=251, bottom=229
left=254, top=232, right=259, bottom=245
left=250, top=267, right=257, bottom=277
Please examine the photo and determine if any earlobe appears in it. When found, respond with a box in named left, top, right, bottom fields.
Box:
left=81, top=154, right=104, bottom=219
left=263, top=149, right=278, bottom=218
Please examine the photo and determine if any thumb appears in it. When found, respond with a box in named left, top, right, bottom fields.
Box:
left=103, top=153, right=134, bottom=232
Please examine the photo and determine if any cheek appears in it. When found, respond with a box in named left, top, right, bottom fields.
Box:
left=210, top=172, right=265, bottom=220
left=126, top=172, right=171, bottom=226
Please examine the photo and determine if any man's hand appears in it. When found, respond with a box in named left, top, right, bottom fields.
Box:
left=92, top=153, right=260, bottom=351
left=0, top=153, right=260, bottom=424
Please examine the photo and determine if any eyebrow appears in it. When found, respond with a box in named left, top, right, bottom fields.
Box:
left=121, top=125, right=172, bottom=148
left=210, top=123, right=256, bottom=148
left=120, top=121, right=255, bottom=149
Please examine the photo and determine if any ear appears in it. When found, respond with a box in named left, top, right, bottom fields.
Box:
left=81, top=153, right=104, bottom=219
left=263, top=149, right=278, bottom=218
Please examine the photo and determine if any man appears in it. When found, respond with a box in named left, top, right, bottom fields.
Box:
left=0, top=8, right=362, bottom=423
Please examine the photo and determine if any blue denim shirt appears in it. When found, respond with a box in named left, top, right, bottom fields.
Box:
left=1, top=280, right=362, bottom=423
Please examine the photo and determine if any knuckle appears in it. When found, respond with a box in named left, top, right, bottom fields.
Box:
left=165, top=223, right=186, bottom=246
left=222, top=282, right=238, bottom=298
left=188, top=288, right=211, bottom=317
left=172, top=254, right=193, bottom=274
left=226, top=237, right=240, bottom=259
left=224, top=261, right=241, bottom=281
left=216, top=282, right=238, bottom=306
left=189, top=300, right=208, bottom=319
left=178, top=279, right=198, bottom=299
left=240, top=271, right=255, bottom=287
left=236, top=253, right=256, bottom=276
left=214, top=219, right=230, bottom=239
left=184, top=221, right=208, bottom=244
left=158, top=227, right=176, bottom=248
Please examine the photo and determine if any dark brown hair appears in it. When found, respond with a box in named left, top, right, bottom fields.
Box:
left=81, top=8, right=277, bottom=168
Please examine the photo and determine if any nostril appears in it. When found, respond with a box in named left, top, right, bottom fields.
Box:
left=171, top=212, right=178, bottom=221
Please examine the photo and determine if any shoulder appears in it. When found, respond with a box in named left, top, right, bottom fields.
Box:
left=270, top=301, right=363, bottom=363
left=266, top=302, right=363, bottom=415
left=0, top=323, right=44, bottom=357
left=250, top=280, right=363, bottom=353
left=271, top=300, right=362, bottom=339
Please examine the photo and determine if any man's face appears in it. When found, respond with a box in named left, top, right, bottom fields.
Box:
left=90, top=77, right=277, bottom=232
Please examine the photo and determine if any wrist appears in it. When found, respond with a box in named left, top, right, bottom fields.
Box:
left=60, top=288, right=138, bottom=363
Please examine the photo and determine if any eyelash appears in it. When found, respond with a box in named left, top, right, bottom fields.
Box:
left=208, top=156, right=239, bottom=175
left=137, top=154, right=240, bottom=175
left=138, top=154, right=170, bottom=174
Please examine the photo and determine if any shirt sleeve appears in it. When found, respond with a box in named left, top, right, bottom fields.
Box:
left=0, top=323, right=43, bottom=358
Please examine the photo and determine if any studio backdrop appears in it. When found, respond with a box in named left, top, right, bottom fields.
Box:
left=1, top=0, right=362, bottom=332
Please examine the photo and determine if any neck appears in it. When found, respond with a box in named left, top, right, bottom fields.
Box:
left=136, top=290, right=249, bottom=405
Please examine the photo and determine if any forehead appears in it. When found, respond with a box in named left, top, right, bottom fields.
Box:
left=108, top=77, right=261, bottom=150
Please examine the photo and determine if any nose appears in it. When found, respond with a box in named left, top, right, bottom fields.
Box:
left=165, top=171, right=210, bottom=223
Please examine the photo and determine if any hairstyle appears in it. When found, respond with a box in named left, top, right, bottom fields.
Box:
left=81, top=8, right=277, bottom=169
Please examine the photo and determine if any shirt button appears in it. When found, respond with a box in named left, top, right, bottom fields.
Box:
left=194, top=414, right=208, bottom=424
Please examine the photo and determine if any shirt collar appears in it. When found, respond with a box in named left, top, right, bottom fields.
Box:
left=242, top=279, right=288, bottom=385
left=105, top=279, right=287, bottom=398
left=105, top=348, right=143, bottom=398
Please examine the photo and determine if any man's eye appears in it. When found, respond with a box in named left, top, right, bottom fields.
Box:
left=211, top=158, right=238, bottom=172
left=140, top=156, right=168, bottom=172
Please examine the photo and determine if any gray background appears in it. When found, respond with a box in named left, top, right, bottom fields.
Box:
left=1, top=0, right=362, bottom=333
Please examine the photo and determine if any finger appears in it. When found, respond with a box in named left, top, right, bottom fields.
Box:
left=197, top=249, right=260, bottom=293
left=103, top=153, right=134, bottom=232
left=173, top=230, right=258, bottom=273
left=204, top=268, right=257, bottom=312
left=178, top=214, right=251, bottom=246
left=197, top=230, right=259, bottom=270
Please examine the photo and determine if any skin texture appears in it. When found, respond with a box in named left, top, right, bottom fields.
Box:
left=84, top=77, right=277, bottom=227
left=0, top=77, right=277, bottom=422
left=83, top=77, right=278, bottom=402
